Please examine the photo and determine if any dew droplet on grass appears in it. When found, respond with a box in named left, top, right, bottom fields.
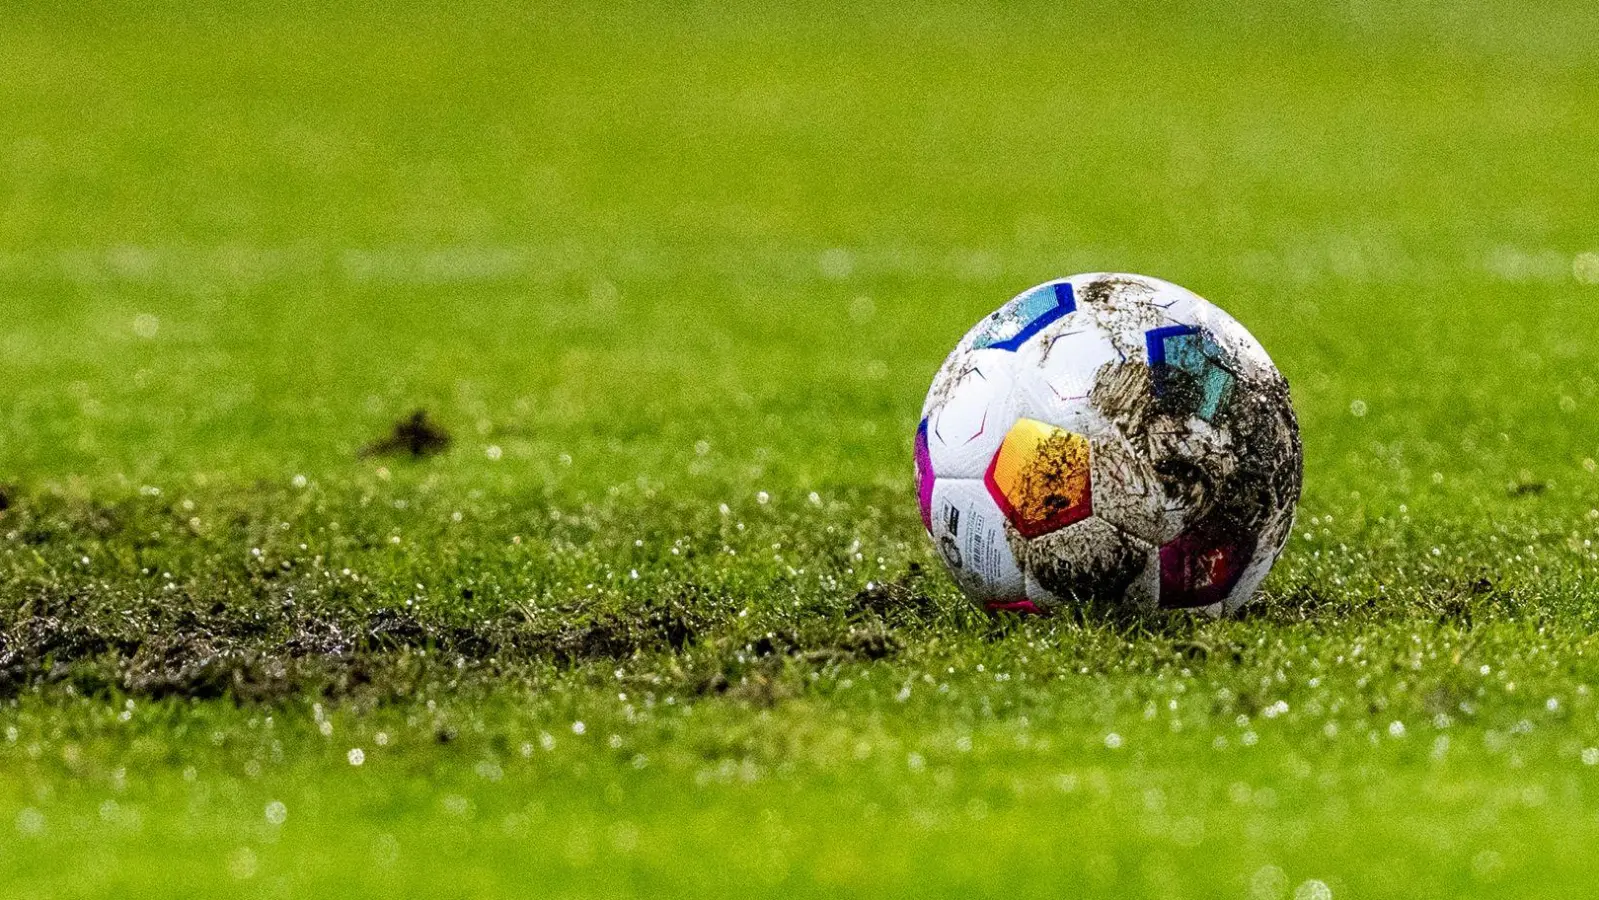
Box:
left=15, top=808, right=44, bottom=836
left=226, top=847, right=257, bottom=880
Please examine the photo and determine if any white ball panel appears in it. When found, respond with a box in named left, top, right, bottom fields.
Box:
left=1023, top=573, right=1061, bottom=610
left=923, top=350, right=1021, bottom=479
left=1011, top=324, right=1121, bottom=436
left=1067, top=273, right=1262, bottom=377
left=928, top=477, right=1025, bottom=602
left=1022, top=516, right=1156, bottom=612
left=1074, top=271, right=1206, bottom=317
left=920, top=343, right=969, bottom=423
left=1065, top=273, right=1184, bottom=362
left=1122, top=546, right=1163, bottom=613
left=1087, top=430, right=1167, bottom=546
left=1221, top=505, right=1299, bottom=615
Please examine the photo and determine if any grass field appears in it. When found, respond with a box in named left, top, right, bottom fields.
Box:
left=4, top=0, right=1599, bottom=895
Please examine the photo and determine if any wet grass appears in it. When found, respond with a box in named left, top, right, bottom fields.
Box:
left=4, top=0, right=1599, bottom=896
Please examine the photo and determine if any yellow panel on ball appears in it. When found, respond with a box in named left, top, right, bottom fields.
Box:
left=983, top=418, right=1094, bottom=538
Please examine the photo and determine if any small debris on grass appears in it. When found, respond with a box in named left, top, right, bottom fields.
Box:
left=361, top=410, right=452, bottom=459
left=848, top=569, right=937, bottom=622
left=0, top=485, right=12, bottom=513
left=1509, top=480, right=1547, bottom=497
left=838, top=625, right=902, bottom=660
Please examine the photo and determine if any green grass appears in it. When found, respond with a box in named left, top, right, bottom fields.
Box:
left=4, top=0, right=1599, bottom=895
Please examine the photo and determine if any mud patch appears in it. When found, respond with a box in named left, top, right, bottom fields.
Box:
left=361, top=410, right=453, bottom=459
left=849, top=569, right=939, bottom=623
left=0, top=590, right=714, bottom=703
left=684, top=624, right=904, bottom=706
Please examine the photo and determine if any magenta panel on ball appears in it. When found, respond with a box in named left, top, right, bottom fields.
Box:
left=984, top=599, right=1044, bottom=616
left=914, top=418, right=934, bottom=531
left=1158, top=530, right=1254, bottom=609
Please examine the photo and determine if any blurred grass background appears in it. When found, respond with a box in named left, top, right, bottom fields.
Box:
left=3, top=0, right=1599, bottom=896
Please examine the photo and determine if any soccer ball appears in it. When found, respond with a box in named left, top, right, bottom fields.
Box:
left=914, top=273, right=1302, bottom=617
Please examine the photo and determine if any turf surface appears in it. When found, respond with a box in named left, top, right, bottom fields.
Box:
left=4, top=0, right=1599, bottom=896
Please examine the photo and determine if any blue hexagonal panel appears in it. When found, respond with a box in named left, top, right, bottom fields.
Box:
left=971, top=282, right=1076, bottom=352
left=1145, top=324, right=1236, bottom=422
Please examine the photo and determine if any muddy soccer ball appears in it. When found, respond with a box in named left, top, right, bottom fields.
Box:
left=914, top=273, right=1302, bottom=617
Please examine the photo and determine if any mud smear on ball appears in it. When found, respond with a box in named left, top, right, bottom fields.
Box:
left=921, top=351, right=987, bottom=420
left=1090, top=362, right=1234, bottom=516
left=1087, top=433, right=1165, bottom=544
left=1214, top=374, right=1302, bottom=557
left=1075, top=276, right=1165, bottom=358
left=1090, top=346, right=1302, bottom=609
left=1016, top=517, right=1153, bottom=610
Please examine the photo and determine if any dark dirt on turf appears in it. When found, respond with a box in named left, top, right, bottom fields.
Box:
left=360, top=410, right=453, bottom=459
left=0, top=555, right=932, bottom=704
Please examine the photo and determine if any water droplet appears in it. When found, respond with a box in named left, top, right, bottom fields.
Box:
left=373, top=833, right=401, bottom=867
left=347, top=748, right=365, bottom=766
left=264, top=801, right=287, bottom=825
left=1250, top=864, right=1287, bottom=900
left=1471, top=849, right=1504, bottom=881
left=226, top=847, right=258, bottom=880
left=1574, top=251, right=1599, bottom=284
left=14, top=808, right=44, bottom=836
left=818, top=248, right=854, bottom=279
left=589, top=277, right=620, bottom=308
